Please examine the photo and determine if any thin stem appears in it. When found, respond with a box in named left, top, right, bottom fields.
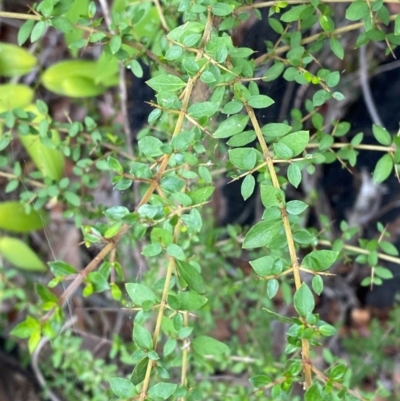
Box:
left=244, top=103, right=312, bottom=387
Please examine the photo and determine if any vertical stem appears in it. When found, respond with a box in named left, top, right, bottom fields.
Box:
left=244, top=103, right=311, bottom=387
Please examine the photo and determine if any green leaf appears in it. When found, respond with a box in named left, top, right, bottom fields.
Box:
left=0, top=42, right=37, bottom=77
left=286, top=200, right=308, bottom=215
left=374, top=266, right=393, bottom=279
left=302, top=250, right=338, bottom=271
left=0, top=201, right=47, bottom=232
left=133, top=323, right=153, bottom=350
left=273, top=142, right=293, bottom=159
left=277, top=130, right=309, bottom=156
left=190, top=186, right=214, bottom=204
left=329, top=37, right=344, bottom=59
left=176, top=291, right=208, bottom=310
left=293, top=229, right=316, bottom=244
left=281, top=5, right=309, bottom=22
left=109, top=377, right=137, bottom=398
left=373, top=153, right=393, bottom=183
left=372, top=124, right=392, bottom=146
left=104, top=206, right=130, bottom=220
left=260, top=185, right=285, bottom=208
left=263, top=62, right=285, bottom=82
left=248, top=95, right=274, bottom=109
left=267, top=279, right=279, bottom=298
left=305, top=383, right=323, bottom=401
left=51, top=17, right=74, bottom=33
left=109, top=35, right=122, bottom=54
left=131, top=357, right=148, bottom=385
left=18, top=20, right=35, bottom=46
left=176, top=261, right=206, bottom=293
left=48, top=260, right=77, bottom=277
left=147, top=74, right=186, bottom=92
left=227, top=130, right=256, bottom=147
left=188, top=101, right=218, bottom=118
left=287, top=163, right=302, bottom=188
left=151, top=227, right=173, bottom=246
left=222, top=100, right=243, bottom=115
left=18, top=122, right=64, bottom=181
left=0, top=237, right=46, bottom=271
left=250, top=255, right=283, bottom=276
left=395, top=14, right=400, bottom=35
left=31, top=21, right=47, bottom=42
left=212, top=2, right=232, bottom=16
left=126, top=283, right=157, bottom=306
left=11, top=316, right=40, bottom=339
left=319, top=324, right=336, bottom=336
left=138, top=136, right=164, bottom=158
left=214, top=115, right=249, bottom=138
left=378, top=241, right=398, bottom=256
left=148, top=383, right=177, bottom=400
left=241, top=174, right=256, bottom=200
left=0, top=84, right=34, bottom=112
left=294, top=283, right=315, bottom=317
left=64, top=190, right=81, bottom=207
left=313, top=89, right=332, bottom=107
left=312, top=275, right=324, bottom=295
left=346, top=0, right=369, bottom=21
left=166, top=243, right=186, bottom=261
left=249, top=374, right=272, bottom=388
left=229, top=147, right=257, bottom=170
left=192, top=335, right=230, bottom=357
left=243, top=220, right=283, bottom=249
left=42, top=60, right=117, bottom=97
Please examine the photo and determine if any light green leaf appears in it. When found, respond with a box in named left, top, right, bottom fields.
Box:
left=42, top=60, right=118, bottom=97
left=0, top=237, right=45, bottom=271
left=372, top=124, right=392, bottom=146
left=260, top=185, right=285, bottom=208
left=294, top=283, right=315, bottom=317
left=176, top=291, right=208, bottom=310
left=214, top=115, right=249, bottom=138
left=133, top=323, right=154, bottom=350
left=373, top=153, right=393, bottom=183
left=0, top=42, right=37, bottom=77
left=148, top=383, right=177, bottom=400
left=146, top=74, right=186, bottom=92
left=286, top=200, right=308, bottom=215
left=188, top=101, right=218, bottom=118
left=261, top=123, right=291, bottom=137
left=212, top=2, right=232, bottom=16
left=190, top=186, right=214, bottom=204
left=138, top=136, right=164, bottom=158
left=312, top=275, right=324, bottom=295
left=192, top=335, right=230, bottom=357
left=278, top=130, right=309, bottom=157
left=287, top=163, right=302, bottom=188
left=109, top=377, right=137, bottom=398
left=0, top=201, right=47, bottom=232
left=302, top=250, right=338, bottom=271
left=241, top=174, right=255, bottom=200
left=248, top=94, right=274, bottom=109
left=126, top=283, right=157, bottom=306
left=346, top=0, right=369, bottom=21
left=229, top=147, right=257, bottom=170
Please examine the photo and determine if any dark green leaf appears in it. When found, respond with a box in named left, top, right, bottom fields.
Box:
left=176, top=261, right=206, bottom=293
